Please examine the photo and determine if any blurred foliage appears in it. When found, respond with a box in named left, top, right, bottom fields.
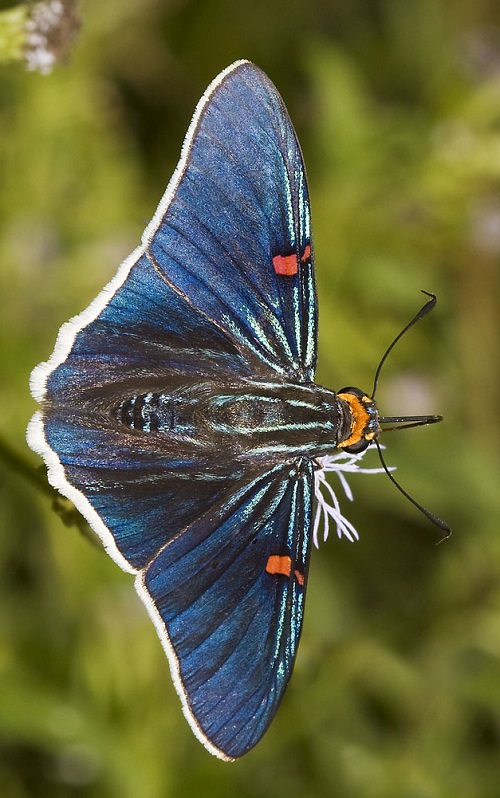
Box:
left=1, top=0, right=500, bottom=796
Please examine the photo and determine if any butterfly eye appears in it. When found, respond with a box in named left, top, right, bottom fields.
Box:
left=342, top=438, right=370, bottom=454
left=338, top=386, right=367, bottom=400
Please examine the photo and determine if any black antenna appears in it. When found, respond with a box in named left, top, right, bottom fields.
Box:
left=375, top=440, right=451, bottom=538
left=372, top=291, right=437, bottom=400
left=370, top=291, right=451, bottom=537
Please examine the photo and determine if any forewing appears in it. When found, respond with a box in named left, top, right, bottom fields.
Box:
left=146, top=60, right=317, bottom=381
left=139, top=458, right=314, bottom=760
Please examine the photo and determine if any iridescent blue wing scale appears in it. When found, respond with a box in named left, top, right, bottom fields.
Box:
left=146, top=61, right=317, bottom=381
left=139, top=459, right=314, bottom=760
left=33, top=252, right=255, bottom=570
left=27, top=60, right=318, bottom=760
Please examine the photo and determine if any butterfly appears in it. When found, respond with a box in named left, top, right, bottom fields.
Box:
left=27, top=60, right=444, bottom=761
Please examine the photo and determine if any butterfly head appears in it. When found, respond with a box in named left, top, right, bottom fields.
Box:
left=336, top=387, right=380, bottom=453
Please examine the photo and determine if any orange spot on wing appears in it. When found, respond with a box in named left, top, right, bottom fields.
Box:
left=266, top=555, right=292, bottom=577
left=301, top=244, right=311, bottom=262
left=273, top=254, right=298, bottom=275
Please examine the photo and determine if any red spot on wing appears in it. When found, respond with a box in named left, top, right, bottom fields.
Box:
left=272, top=254, right=298, bottom=276
left=272, top=245, right=310, bottom=276
left=266, top=555, right=292, bottom=577
left=294, top=569, right=305, bottom=586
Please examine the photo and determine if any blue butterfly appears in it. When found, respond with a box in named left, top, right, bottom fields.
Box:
left=27, top=61, right=435, bottom=760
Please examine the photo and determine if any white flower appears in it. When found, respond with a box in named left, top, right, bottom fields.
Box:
left=24, top=0, right=80, bottom=74
left=313, top=449, right=392, bottom=548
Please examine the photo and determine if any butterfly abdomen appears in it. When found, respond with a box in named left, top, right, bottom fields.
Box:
left=115, top=392, right=196, bottom=435
left=115, top=381, right=353, bottom=459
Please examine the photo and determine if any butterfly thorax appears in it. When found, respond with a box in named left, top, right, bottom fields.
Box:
left=115, top=380, right=362, bottom=461
left=336, top=388, right=381, bottom=452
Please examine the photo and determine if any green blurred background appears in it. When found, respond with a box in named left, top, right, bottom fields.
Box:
left=1, top=0, right=500, bottom=795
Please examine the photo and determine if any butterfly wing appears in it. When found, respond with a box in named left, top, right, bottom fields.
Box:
left=145, top=59, right=317, bottom=382
left=29, top=59, right=317, bottom=569
left=30, top=404, right=249, bottom=571
left=139, top=458, right=314, bottom=760
left=28, top=60, right=318, bottom=757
